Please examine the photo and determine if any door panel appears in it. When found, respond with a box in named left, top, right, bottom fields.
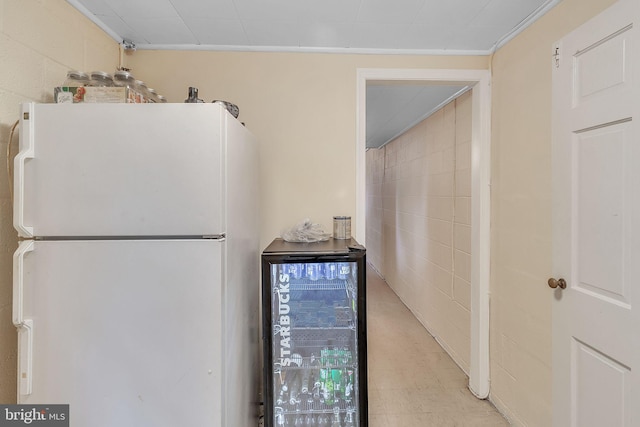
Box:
left=575, top=124, right=628, bottom=305
left=570, top=23, right=633, bottom=132
left=552, top=0, right=640, bottom=425
left=16, top=240, right=223, bottom=427
left=574, top=28, right=628, bottom=103
left=573, top=340, right=630, bottom=427
left=17, top=103, right=226, bottom=237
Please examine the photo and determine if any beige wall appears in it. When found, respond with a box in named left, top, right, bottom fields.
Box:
left=366, top=92, right=473, bottom=372
left=365, top=147, right=384, bottom=273
left=0, top=0, right=621, bottom=424
left=0, top=0, right=119, bottom=403
left=123, top=51, right=487, bottom=251
left=489, top=0, right=617, bottom=425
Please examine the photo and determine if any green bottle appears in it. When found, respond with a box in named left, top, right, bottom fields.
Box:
left=331, top=368, right=343, bottom=402
left=325, top=373, right=334, bottom=406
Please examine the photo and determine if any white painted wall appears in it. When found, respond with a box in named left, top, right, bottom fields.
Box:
left=123, top=51, right=488, bottom=252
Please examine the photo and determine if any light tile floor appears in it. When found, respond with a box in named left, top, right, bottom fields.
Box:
left=366, top=265, right=509, bottom=427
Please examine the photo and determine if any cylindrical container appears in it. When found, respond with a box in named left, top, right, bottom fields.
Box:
left=88, top=71, right=114, bottom=87
left=146, top=88, right=159, bottom=103
left=113, top=70, right=138, bottom=103
left=291, top=264, right=304, bottom=279
left=306, top=263, right=322, bottom=281
left=280, top=264, right=290, bottom=278
left=113, top=70, right=135, bottom=87
left=337, top=263, right=350, bottom=280
left=134, top=80, right=151, bottom=102
left=333, top=216, right=351, bottom=240
left=325, top=263, right=338, bottom=280
left=63, top=70, right=90, bottom=87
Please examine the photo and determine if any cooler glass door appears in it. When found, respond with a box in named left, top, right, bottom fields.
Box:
left=269, top=261, right=360, bottom=427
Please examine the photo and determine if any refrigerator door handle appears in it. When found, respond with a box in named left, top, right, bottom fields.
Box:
left=13, top=240, right=34, bottom=395
left=17, top=320, right=33, bottom=396
left=14, top=104, right=35, bottom=238
left=13, top=240, right=34, bottom=328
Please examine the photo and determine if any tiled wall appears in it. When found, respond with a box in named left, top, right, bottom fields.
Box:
left=0, top=0, right=119, bottom=402
left=365, top=147, right=385, bottom=274
left=366, top=91, right=472, bottom=372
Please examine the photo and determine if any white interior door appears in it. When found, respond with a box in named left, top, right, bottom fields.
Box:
left=551, top=0, right=640, bottom=425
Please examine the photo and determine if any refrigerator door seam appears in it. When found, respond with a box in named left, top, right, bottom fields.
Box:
left=32, top=234, right=226, bottom=241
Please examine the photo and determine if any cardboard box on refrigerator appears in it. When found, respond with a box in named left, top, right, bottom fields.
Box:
left=54, top=86, right=146, bottom=103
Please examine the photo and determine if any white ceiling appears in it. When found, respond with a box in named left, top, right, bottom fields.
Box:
left=67, top=0, right=558, bottom=147
left=366, top=84, right=468, bottom=148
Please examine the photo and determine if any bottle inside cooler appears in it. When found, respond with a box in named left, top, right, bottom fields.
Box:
left=271, top=261, right=360, bottom=427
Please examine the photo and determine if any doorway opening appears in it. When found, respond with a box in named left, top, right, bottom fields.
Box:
left=355, top=68, right=491, bottom=398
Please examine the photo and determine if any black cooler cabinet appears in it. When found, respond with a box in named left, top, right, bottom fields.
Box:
left=262, top=238, right=368, bottom=427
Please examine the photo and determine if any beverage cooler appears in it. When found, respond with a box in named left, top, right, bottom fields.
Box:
left=262, top=238, right=368, bottom=427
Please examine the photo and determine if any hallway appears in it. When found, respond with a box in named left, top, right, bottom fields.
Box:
left=366, top=265, right=509, bottom=426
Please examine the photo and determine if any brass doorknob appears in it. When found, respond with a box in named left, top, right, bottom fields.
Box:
left=548, top=278, right=567, bottom=289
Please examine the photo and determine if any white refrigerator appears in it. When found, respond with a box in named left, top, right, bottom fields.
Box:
left=12, top=102, right=259, bottom=426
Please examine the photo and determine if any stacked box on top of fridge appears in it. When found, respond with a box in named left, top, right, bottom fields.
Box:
left=54, top=86, right=146, bottom=103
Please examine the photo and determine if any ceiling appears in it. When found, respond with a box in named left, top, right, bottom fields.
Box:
left=67, top=0, right=558, bottom=147
left=366, top=84, right=469, bottom=148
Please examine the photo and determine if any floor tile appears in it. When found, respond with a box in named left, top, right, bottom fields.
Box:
left=365, top=265, right=509, bottom=426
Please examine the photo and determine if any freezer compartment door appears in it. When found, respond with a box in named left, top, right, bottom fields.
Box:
left=15, top=103, right=229, bottom=237
left=14, top=240, right=225, bottom=427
